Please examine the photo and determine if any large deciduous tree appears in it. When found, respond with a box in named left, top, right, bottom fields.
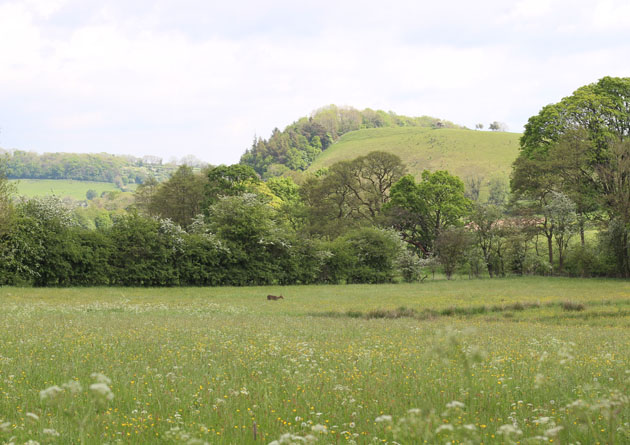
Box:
left=145, top=166, right=207, bottom=228
left=468, top=203, right=503, bottom=278
left=203, top=164, right=260, bottom=211
left=301, top=151, right=405, bottom=236
left=385, top=170, right=470, bottom=256
left=434, top=227, right=472, bottom=279
left=520, top=77, right=630, bottom=161
left=513, top=76, right=630, bottom=275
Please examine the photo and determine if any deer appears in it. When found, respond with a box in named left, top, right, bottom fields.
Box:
left=267, top=295, right=284, bottom=301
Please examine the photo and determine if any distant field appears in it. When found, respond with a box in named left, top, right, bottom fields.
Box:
left=11, top=179, right=128, bottom=199
left=309, top=127, right=521, bottom=185
left=1, top=277, right=629, bottom=444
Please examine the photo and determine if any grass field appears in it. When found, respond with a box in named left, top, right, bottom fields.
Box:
left=1, top=277, right=629, bottom=444
left=11, top=179, right=129, bottom=200
left=309, top=127, right=521, bottom=189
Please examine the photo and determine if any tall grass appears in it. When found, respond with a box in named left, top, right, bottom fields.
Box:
left=0, top=278, right=629, bottom=443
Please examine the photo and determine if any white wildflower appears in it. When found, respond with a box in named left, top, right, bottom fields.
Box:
left=311, top=424, right=328, bottom=433
left=435, top=424, right=454, bottom=433
left=39, top=385, right=63, bottom=400
left=62, top=380, right=83, bottom=394
left=275, top=433, right=305, bottom=443
left=89, top=383, right=114, bottom=400
left=496, top=424, right=522, bottom=436
left=446, top=400, right=465, bottom=409
left=463, top=424, right=477, bottom=431
left=567, top=399, right=588, bottom=409
left=375, top=415, right=392, bottom=423
left=42, top=429, right=60, bottom=437
left=545, top=425, right=564, bottom=437
left=25, top=413, right=39, bottom=421
left=90, top=372, right=112, bottom=385
left=533, top=417, right=551, bottom=424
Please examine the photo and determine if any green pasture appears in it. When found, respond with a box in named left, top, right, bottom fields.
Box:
left=309, top=127, right=520, bottom=186
left=11, top=179, right=128, bottom=200
left=1, top=277, right=629, bottom=444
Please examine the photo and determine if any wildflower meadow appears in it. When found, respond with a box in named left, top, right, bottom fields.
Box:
left=1, top=277, right=629, bottom=444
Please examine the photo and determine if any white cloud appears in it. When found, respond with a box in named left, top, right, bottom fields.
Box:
left=0, top=0, right=628, bottom=164
left=591, top=0, right=630, bottom=30
left=502, top=0, right=553, bottom=21
left=0, top=2, right=41, bottom=70
left=23, top=0, right=69, bottom=18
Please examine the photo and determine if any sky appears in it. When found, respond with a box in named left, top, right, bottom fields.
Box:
left=0, top=0, right=629, bottom=165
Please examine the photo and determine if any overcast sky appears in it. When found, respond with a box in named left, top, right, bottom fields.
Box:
left=0, top=0, right=629, bottom=165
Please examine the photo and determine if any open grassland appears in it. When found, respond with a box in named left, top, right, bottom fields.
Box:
left=309, top=127, right=520, bottom=185
left=11, top=179, right=129, bottom=200
left=1, top=277, right=629, bottom=444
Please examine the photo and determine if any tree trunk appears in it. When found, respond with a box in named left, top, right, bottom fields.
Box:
left=547, top=233, right=554, bottom=275
left=624, top=231, right=630, bottom=278
left=497, top=244, right=505, bottom=277
left=481, top=246, right=494, bottom=278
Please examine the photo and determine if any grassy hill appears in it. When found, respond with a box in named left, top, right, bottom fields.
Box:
left=11, top=179, right=131, bottom=200
left=308, top=127, right=521, bottom=184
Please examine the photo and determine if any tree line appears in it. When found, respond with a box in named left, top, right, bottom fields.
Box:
left=0, top=150, right=205, bottom=186
left=0, top=152, right=470, bottom=286
left=1, top=76, right=630, bottom=286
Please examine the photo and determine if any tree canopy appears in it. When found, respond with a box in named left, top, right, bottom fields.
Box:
left=513, top=76, right=630, bottom=275
left=520, top=76, right=630, bottom=160
left=385, top=170, right=470, bottom=256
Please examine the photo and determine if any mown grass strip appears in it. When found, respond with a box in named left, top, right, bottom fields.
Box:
left=307, top=298, right=630, bottom=321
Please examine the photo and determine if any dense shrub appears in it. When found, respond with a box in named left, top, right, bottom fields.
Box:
left=563, top=242, right=609, bottom=277
left=177, top=233, right=228, bottom=286
left=107, top=213, right=179, bottom=286
left=338, top=227, right=404, bottom=284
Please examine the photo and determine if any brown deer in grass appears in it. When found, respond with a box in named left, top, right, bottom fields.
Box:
left=267, top=295, right=284, bottom=301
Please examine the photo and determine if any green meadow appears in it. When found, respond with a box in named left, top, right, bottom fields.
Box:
left=11, top=179, right=126, bottom=200
left=309, top=127, right=520, bottom=186
left=1, top=277, right=629, bottom=444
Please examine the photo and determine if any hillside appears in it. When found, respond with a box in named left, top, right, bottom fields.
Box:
left=308, top=127, right=521, bottom=183
left=240, top=105, right=461, bottom=176
left=11, top=179, right=132, bottom=200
